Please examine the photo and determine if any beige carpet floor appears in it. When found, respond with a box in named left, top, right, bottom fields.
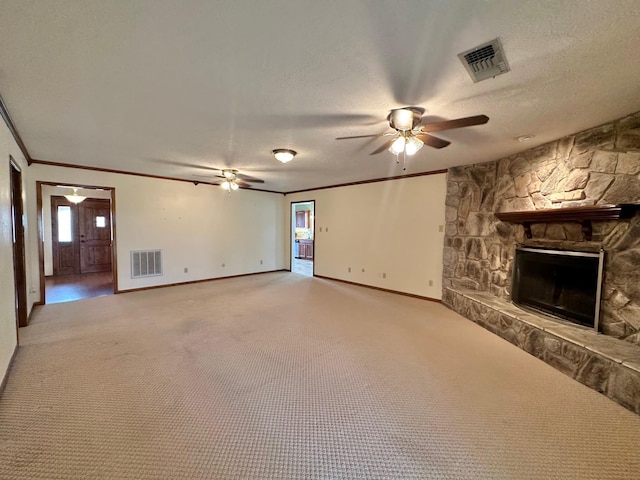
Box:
left=1, top=272, right=639, bottom=479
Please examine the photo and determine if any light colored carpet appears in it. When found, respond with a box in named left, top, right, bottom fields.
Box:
left=1, top=272, right=639, bottom=479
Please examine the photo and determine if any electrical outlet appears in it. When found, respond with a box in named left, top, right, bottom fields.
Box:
left=438, top=224, right=444, bottom=232
left=222, top=263, right=225, bottom=268
left=319, top=227, right=323, bottom=232
left=348, top=267, right=351, bottom=273
left=184, top=267, right=188, bottom=273
left=429, top=280, right=433, bottom=287
left=326, top=227, right=329, bottom=232
left=382, top=272, right=386, bottom=279
left=260, top=259, right=263, bottom=265
left=361, top=268, right=365, bottom=273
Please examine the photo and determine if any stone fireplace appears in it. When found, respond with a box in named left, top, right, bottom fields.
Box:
left=441, top=110, right=640, bottom=414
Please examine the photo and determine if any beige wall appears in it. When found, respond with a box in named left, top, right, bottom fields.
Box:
left=0, top=121, right=32, bottom=380
left=285, top=173, right=447, bottom=299
left=26, top=164, right=286, bottom=294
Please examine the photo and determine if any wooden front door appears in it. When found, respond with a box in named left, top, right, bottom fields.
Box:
left=79, top=199, right=112, bottom=273
left=52, top=197, right=112, bottom=275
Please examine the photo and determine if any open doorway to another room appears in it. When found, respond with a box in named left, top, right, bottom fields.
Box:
left=10, top=158, right=27, bottom=332
left=38, top=183, right=117, bottom=304
left=291, top=201, right=315, bottom=277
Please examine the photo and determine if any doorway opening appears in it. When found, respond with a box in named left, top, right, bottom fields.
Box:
left=291, top=200, right=315, bottom=277
left=38, top=182, right=117, bottom=304
left=10, top=158, right=27, bottom=333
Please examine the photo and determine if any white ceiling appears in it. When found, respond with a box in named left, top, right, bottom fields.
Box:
left=1, top=0, right=640, bottom=193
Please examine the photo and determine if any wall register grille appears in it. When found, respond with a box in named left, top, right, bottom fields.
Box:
left=131, top=250, right=162, bottom=278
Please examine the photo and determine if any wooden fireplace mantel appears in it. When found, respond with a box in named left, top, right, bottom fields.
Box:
left=494, top=204, right=640, bottom=240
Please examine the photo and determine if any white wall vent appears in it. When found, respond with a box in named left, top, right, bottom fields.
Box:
left=131, top=250, right=162, bottom=278
left=458, top=38, right=510, bottom=83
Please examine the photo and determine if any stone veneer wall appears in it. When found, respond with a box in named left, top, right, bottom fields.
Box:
left=442, top=111, right=640, bottom=345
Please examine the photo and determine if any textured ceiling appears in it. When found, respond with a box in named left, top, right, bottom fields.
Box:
left=1, top=0, right=640, bottom=192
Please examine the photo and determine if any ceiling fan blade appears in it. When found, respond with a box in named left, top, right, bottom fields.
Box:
left=336, top=133, right=386, bottom=140
left=193, top=173, right=216, bottom=178
left=236, top=179, right=254, bottom=188
left=369, top=138, right=396, bottom=155
left=151, top=158, right=222, bottom=172
left=416, top=133, right=451, bottom=149
left=244, top=113, right=382, bottom=129
left=419, top=114, right=489, bottom=132
left=236, top=174, right=265, bottom=183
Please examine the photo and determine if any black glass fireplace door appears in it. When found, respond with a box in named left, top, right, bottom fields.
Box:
left=511, top=247, right=604, bottom=329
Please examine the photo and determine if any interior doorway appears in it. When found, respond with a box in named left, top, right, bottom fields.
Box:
left=291, top=200, right=315, bottom=277
left=10, top=158, right=27, bottom=332
left=38, top=182, right=117, bottom=304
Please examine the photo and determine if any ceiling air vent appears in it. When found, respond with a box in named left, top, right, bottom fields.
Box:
left=458, top=38, right=510, bottom=83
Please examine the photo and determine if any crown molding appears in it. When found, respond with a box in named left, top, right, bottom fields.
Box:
left=0, top=93, right=32, bottom=164
left=283, top=169, right=448, bottom=195
left=30, top=158, right=284, bottom=194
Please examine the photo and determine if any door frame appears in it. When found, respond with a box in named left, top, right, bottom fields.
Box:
left=10, top=157, right=27, bottom=332
left=37, top=181, right=118, bottom=305
left=290, top=200, right=315, bottom=276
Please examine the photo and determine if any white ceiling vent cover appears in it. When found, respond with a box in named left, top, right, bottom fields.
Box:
left=458, top=38, right=510, bottom=83
left=131, top=250, right=162, bottom=278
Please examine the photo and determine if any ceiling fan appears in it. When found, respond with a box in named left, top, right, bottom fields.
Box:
left=213, top=169, right=265, bottom=191
left=179, top=164, right=264, bottom=190
left=336, top=107, right=489, bottom=167
left=150, top=158, right=266, bottom=189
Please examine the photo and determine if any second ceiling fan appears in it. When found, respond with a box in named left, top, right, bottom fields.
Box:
left=336, top=107, right=489, bottom=158
left=190, top=166, right=264, bottom=191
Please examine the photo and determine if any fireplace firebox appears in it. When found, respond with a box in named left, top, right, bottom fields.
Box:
left=511, top=247, right=605, bottom=330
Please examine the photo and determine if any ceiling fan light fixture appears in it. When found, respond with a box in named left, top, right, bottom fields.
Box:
left=221, top=180, right=239, bottom=191
left=64, top=188, right=87, bottom=204
left=389, top=136, right=407, bottom=155
left=272, top=149, right=296, bottom=163
left=390, top=109, right=414, bottom=131
left=405, top=136, right=424, bottom=155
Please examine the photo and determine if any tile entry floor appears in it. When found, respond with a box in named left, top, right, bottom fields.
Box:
left=292, top=257, right=313, bottom=276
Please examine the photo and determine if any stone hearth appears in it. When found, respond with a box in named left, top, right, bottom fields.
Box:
left=441, top=110, right=640, bottom=414
left=444, top=288, right=640, bottom=415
